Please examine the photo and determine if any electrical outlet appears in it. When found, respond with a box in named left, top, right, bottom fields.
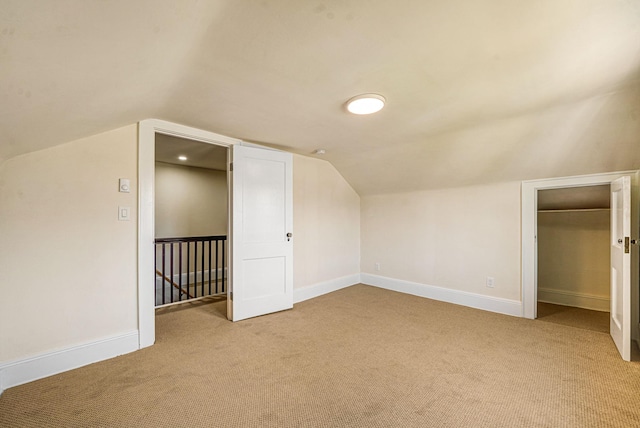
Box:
left=375, top=262, right=381, bottom=272
left=486, top=276, right=495, bottom=288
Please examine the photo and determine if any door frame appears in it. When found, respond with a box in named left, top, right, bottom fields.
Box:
left=138, top=119, right=241, bottom=349
left=521, top=170, right=639, bottom=341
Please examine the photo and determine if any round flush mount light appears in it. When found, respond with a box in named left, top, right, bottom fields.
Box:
left=346, top=93, right=386, bottom=115
left=178, top=155, right=187, bottom=161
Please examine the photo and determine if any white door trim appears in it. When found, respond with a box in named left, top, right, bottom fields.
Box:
left=137, top=119, right=241, bottom=349
left=521, top=170, right=638, bottom=320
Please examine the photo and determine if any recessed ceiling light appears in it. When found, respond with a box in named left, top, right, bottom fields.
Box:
left=346, top=93, right=386, bottom=115
left=178, top=155, right=187, bottom=161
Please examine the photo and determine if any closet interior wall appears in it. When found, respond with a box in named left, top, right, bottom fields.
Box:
left=537, top=185, right=611, bottom=311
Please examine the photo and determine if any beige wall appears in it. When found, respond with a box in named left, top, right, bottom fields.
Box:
left=361, top=181, right=522, bottom=301
left=9, top=121, right=627, bottom=370
left=0, top=132, right=362, bottom=364
left=537, top=210, right=610, bottom=308
left=155, top=162, right=227, bottom=238
left=293, top=155, right=360, bottom=289
left=0, top=125, right=138, bottom=362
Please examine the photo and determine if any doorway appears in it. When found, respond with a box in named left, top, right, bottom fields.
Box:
left=536, top=185, right=610, bottom=333
left=521, top=171, right=639, bottom=361
left=138, top=120, right=240, bottom=349
left=154, top=134, right=228, bottom=312
left=138, top=119, right=294, bottom=349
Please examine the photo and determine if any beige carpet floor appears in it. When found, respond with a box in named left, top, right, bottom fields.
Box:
left=1, top=284, right=640, bottom=427
left=537, top=302, right=610, bottom=334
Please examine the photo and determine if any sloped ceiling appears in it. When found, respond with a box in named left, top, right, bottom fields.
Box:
left=2, top=0, right=639, bottom=195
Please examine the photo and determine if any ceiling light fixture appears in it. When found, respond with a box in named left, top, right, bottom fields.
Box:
left=346, top=93, right=386, bottom=115
left=178, top=155, right=187, bottom=161
left=313, top=149, right=326, bottom=155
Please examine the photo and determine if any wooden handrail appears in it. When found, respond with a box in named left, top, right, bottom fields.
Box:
left=155, top=235, right=227, bottom=243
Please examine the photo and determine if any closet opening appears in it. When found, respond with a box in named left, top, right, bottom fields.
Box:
left=536, top=184, right=611, bottom=333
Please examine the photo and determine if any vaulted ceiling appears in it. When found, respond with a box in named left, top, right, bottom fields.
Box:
left=2, top=0, right=639, bottom=194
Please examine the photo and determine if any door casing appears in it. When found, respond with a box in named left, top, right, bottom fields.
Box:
left=138, top=119, right=240, bottom=349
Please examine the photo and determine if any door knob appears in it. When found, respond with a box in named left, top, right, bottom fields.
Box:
left=286, top=232, right=292, bottom=241
left=618, top=239, right=623, bottom=244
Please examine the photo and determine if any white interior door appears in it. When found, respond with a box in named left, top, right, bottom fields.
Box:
left=610, top=176, right=631, bottom=361
left=229, top=144, right=293, bottom=322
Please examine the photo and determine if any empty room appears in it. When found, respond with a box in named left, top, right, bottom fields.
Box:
left=1, top=1, right=640, bottom=427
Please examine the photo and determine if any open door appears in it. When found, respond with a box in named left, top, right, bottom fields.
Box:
left=610, top=176, right=631, bottom=361
left=228, top=144, right=293, bottom=321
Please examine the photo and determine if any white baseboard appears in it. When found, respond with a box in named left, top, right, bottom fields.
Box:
left=538, top=287, right=609, bottom=312
left=361, top=273, right=522, bottom=317
left=0, top=331, right=139, bottom=395
left=294, top=273, right=361, bottom=303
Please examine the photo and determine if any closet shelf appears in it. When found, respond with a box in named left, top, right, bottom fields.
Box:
left=537, top=208, right=610, bottom=213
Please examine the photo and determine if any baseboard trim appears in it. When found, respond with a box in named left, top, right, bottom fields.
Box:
left=538, top=287, right=609, bottom=312
left=361, top=273, right=522, bottom=317
left=0, top=331, right=139, bottom=394
left=294, top=274, right=361, bottom=303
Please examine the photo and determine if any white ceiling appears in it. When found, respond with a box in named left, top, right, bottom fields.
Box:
left=2, top=1, right=639, bottom=195
left=155, top=134, right=227, bottom=171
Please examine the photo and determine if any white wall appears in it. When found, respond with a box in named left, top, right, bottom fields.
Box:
left=361, top=181, right=521, bottom=302
left=0, top=125, right=138, bottom=363
left=537, top=209, right=610, bottom=310
left=293, top=155, right=360, bottom=290
left=155, top=162, right=227, bottom=238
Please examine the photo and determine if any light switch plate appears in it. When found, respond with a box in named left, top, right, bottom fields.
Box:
left=119, top=178, right=130, bottom=193
left=118, top=206, right=130, bottom=221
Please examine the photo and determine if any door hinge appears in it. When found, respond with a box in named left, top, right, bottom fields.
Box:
left=230, top=291, right=233, bottom=300
left=229, top=162, right=233, bottom=172
left=625, top=236, right=630, bottom=254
